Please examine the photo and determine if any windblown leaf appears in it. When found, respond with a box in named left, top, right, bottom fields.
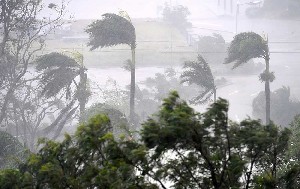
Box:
left=181, top=55, right=216, bottom=104
left=86, top=13, right=136, bottom=50
left=224, top=32, right=268, bottom=69
left=35, top=52, right=81, bottom=98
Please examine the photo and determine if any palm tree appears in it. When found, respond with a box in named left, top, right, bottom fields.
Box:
left=181, top=55, right=216, bottom=104
left=85, top=13, right=136, bottom=126
left=35, top=52, right=89, bottom=118
left=225, top=32, right=274, bottom=125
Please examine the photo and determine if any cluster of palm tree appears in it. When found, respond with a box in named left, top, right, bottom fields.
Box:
left=182, top=32, right=272, bottom=125
left=37, top=12, right=272, bottom=129
left=34, top=12, right=137, bottom=132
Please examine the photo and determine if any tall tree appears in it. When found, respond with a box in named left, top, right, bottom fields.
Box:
left=0, top=0, right=65, bottom=125
left=225, top=32, right=274, bottom=124
left=181, top=55, right=217, bottom=104
left=34, top=52, right=89, bottom=142
left=141, top=92, right=243, bottom=188
left=35, top=52, right=89, bottom=118
left=141, top=91, right=290, bottom=188
left=86, top=13, right=137, bottom=126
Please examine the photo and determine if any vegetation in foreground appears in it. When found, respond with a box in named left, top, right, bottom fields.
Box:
left=1, top=92, right=300, bottom=188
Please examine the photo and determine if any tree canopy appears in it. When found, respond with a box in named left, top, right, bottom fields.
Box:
left=1, top=92, right=297, bottom=188
left=0, top=131, right=27, bottom=170
left=35, top=52, right=84, bottom=98
left=86, top=13, right=136, bottom=50
left=225, top=32, right=268, bottom=69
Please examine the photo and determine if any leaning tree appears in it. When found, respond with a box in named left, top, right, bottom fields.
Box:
left=0, top=0, right=66, bottom=125
left=85, top=13, right=137, bottom=126
left=34, top=52, right=89, bottom=141
left=181, top=55, right=217, bottom=104
left=225, top=32, right=274, bottom=125
left=35, top=52, right=89, bottom=117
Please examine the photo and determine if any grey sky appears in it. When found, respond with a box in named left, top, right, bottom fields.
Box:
left=48, top=0, right=217, bottom=19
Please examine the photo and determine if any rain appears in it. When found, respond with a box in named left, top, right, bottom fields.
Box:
left=1, top=0, right=300, bottom=188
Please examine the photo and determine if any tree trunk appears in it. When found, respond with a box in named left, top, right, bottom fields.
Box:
left=265, top=55, right=271, bottom=125
left=129, top=47, right=136, bottom=127
left=79, top=68, right=87, bottom=118
left=213, top=87, right=217, bottom=103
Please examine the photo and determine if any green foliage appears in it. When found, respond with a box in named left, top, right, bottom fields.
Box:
left=0, top=92, right=294, bottom=188
left=0, top=114, right=157, bottom=188
left=225, top=32, right=268, bottom=69
left=285, top=115, right=300, bottom=188
left=280, top=164, right=300, bottom=188
left=0, top=169, right=32, bottom=189
left=86, top=13, right=136, bottom=50
left=141, top=92, right=291, bottom=188
left=288, top=115, right=300, bottom=161
left=181, top=55, right=216, bottom=104
left=80, top=103, right=129, bottom=137
left=0, top=131, right=27, bottom=169
left=141, top=92, right=242, bottom=188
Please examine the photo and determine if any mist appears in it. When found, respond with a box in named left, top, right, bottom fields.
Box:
left=1, top=0, right=300, bottom=187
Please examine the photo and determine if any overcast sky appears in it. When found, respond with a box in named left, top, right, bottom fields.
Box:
left=44, top=0, right=217, bottom=19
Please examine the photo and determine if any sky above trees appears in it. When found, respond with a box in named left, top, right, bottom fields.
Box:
left=43, top=0, right=215, bottom=19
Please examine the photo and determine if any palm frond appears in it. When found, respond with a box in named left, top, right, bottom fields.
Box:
left=35, top=52, right=80, bottom=71
left=181, top=55, right=215, bottom=88
left=190, top=88, right=214, bottom=105
left=181, top=55, right=216, bottom=105
left=86, top=13, right=136, bottom=50
left=35, top=53, right=81, bottom=98
left=224, top=32, right=268, bottom=69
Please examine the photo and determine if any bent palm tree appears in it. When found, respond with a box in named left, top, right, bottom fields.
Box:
left=85, top=13, right=136, bottom=126
left=225, top=32, right=274, bottom=125
left=181, top=55, right=216, bottom=104
left=35, top=52, right=89, bottom=125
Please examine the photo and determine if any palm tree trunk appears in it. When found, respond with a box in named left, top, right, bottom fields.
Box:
left=265, top=55, right=271, bottom=125
left=129, top=47, right=136, bottom=127
left=79, top=69, right=87, bottom=118
left=213, top=87, right=217, bottom=103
